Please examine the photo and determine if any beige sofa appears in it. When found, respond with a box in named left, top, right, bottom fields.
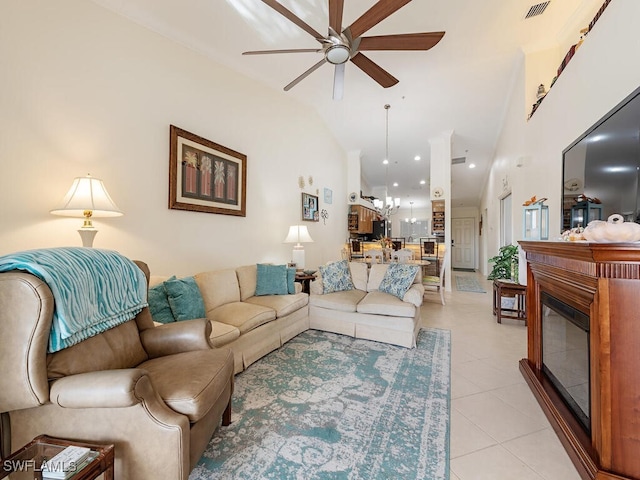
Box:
left=150, top=264, right=309, bottom=374
left=308, top=262, right=425, bottom=348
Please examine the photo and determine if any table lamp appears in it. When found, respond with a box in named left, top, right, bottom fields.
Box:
left=50, top=174, right=123, bottom=247
left=284, top=225, right=314, bottom=270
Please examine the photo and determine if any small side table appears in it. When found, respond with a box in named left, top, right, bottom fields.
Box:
left=294, top=274, right=316, bottom=294
left=1, top=435, right=114, bottom=480
left=493, top=279, right=527, bottom=324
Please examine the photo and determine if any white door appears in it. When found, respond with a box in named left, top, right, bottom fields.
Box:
left=452, top=217, right=475, bottom=270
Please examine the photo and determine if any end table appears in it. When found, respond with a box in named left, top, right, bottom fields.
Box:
left=1, top=435, right=114, bottom=480
left=294, top=274, right=316, bottom=294
left=492, top=279, right=527, bottom=324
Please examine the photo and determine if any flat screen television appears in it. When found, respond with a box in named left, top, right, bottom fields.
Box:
left=562, top=85, right=640, bottom=231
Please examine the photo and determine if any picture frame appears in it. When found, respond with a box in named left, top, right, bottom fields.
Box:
left=169, top=125, right=247, bottom=216
left=324, top=187, right=332, bottom=204
left=301, top=192, right=319, bottom=222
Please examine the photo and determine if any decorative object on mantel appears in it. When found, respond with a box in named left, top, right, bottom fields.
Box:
left=523, top=197, right=549, bottom=240
left=50, top=174, right=123, bottom=247
left=528, top=0, right=612, bottom=120
left=561, top=226, right=586, bottom=242
left=582, top=214, right=640, bottom=242
left=169, top=125, right=246, bottom=217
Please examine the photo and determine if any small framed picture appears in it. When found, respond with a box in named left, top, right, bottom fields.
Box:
left=324, top=187, right=332, bottom=204
left=301, top=193, right=319, bottom=222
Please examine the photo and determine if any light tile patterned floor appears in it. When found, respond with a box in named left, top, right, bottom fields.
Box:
left=421, top=271, right=582, bottom=480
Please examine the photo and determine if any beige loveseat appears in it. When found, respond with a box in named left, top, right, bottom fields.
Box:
left=309, top=261, right=425, bottom=348
left=150, top=264, right=309, bottom=374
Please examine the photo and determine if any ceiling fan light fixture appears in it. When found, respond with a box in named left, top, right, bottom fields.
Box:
left=325, top=44, right=350, bottom=64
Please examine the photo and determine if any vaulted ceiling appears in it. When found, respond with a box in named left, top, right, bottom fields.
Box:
left=91, top=0, right=600, bottom=209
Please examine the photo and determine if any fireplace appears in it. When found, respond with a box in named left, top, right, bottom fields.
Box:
left=541, top=292, right=590, bottom=433
left=519, top=241, right=640, bottom=480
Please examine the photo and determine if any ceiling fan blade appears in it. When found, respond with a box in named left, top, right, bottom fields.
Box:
left=261, top=0, right=324, bottom=40
left=333, top=63, right=345, bottom=100
left=358, top=32, right=445, bottom=51
left=284, top=58, right=327, bottom=91
left=243, top=48, right=322, bottom=55
left=347, top=0, right=412, bottom=39
left=328, top=0, right=344, bottom=33
left=350, top=52, right=398, bottom=88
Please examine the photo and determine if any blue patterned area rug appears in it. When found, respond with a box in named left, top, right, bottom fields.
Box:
left=190, top=328, right=451, bottom=480
left=455, top=275, right=487, bottom=293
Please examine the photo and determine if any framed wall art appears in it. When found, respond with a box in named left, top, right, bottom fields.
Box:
left=169, top=125, right=247, bottom=216
left=301, top=192, right=319, bottom=222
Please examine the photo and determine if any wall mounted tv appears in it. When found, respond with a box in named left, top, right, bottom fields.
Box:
left=562, top=85, right=640, bottom=231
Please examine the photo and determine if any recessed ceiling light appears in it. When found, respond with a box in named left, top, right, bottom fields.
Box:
left=420, top=180, right=426, bottom=185
left=414, top=155, right=421, bottom=161
left=393, top=182, right=398, bottom=187
left=468, top=163, right=476, bottom=169
left=382, top=159, right=389, bottom=165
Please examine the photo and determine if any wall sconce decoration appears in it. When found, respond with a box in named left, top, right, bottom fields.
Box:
left=50, top=174, right=123, bottom=247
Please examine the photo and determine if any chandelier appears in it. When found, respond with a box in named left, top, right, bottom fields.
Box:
left=405, top=201, right=417, bottom=224
left=373, top=104, right=400, bottom=219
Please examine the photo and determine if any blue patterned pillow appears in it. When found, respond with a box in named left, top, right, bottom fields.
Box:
left=379, top=263, right=420, bottom=299
left=256, top=264, right=288, bottom=296
left=164, top=276, right=206, bottom=321
left=147, top=276, right=176, bottom=324
left=319, top=260, right=354, bottom=294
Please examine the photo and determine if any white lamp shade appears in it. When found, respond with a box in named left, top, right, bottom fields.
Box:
left=50, top=174, right=123, bottom=217
left=284, top=225, right=314, bottom=244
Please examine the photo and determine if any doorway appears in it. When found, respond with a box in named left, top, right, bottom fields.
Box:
left=451, top=217, right=475, bottom=270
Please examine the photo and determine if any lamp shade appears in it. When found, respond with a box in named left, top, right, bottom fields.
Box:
left=283, top=225, right=314, bottom=245
left=50, top=174, right=123, bottom=218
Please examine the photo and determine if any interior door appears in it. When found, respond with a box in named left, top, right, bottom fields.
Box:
left=451, top=217, right=475, bottom=270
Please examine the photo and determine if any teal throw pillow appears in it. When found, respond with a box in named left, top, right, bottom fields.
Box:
left=319, top=260, right=354, bottom=294
left=147, top=276, right=176, bottom=324
left=164, top=276, right=206, bottom=321
left=287, top=267, right=296, bottom=294
left=256, top=264, right=288, bottom=296
left=379, top=263, right=420, bottom=299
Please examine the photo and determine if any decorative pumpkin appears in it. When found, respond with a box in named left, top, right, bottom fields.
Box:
left=583, top=214, right=640, bottom=242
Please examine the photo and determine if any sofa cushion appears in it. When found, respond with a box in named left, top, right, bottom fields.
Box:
left=245, top=292, right=308, bottom=318
left=147, top=276, right=176, bottom=324
left=256, top=264, right=288, bottom=296
left=319, top=260, right=354, bottom=294
left=403, top=283, right=425, bottom=307
left=194, top=269, right=241, bottom=313
left=347, top=261, right=368, bottom=291
left=287, top=267, right=296, bottom=294
left=209, top=321, right=240, bottom=347
left=236, top=264, right=257, bottom=301
left=366, top=264, right=388, bottom=292
left=378, top=263, right=420, bottom=299
left=309, top=289, right=367, bottom=312
left=209, top=301, right=275, bottom=334
left=356, top=291, right=416, bottom=318
left=139, top=348, right=233, bottom=423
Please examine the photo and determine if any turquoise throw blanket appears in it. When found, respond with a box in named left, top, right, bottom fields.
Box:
left=0, top=247, right=148, bottom=352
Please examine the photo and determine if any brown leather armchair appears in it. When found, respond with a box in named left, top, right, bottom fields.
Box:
left=0, top=261, right=234, bottom=479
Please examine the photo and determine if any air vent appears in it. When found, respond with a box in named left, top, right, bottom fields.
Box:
left=525, top=1, right=550, bottom=19
left=452, top=157, right=466, bottom=165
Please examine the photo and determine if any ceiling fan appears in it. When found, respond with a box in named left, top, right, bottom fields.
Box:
left=243, top=0, right=445, bottom=100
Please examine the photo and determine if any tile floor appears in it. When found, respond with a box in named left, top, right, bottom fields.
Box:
left=421, top=271, right=582, bottom=480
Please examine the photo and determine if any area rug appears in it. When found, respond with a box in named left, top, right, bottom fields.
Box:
left=190, top=328, right=451, bottom=480
left=455, top=275, right=487, bottom=293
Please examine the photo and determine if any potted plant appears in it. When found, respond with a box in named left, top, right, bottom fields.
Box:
left=488, top=244, right=519, bottom=281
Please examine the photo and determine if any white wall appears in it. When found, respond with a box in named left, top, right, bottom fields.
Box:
left=481, top=0, right=640, bottom=274
left=0, top=1, right=348, bottom=276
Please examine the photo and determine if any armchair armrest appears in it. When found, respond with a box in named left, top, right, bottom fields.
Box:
left=140, top=318, right=212, bottom=358
left=49, top=369, right=149, bottom=408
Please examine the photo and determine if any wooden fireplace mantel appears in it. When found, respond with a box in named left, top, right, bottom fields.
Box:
left=519, top=241, right=640, bottom=480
